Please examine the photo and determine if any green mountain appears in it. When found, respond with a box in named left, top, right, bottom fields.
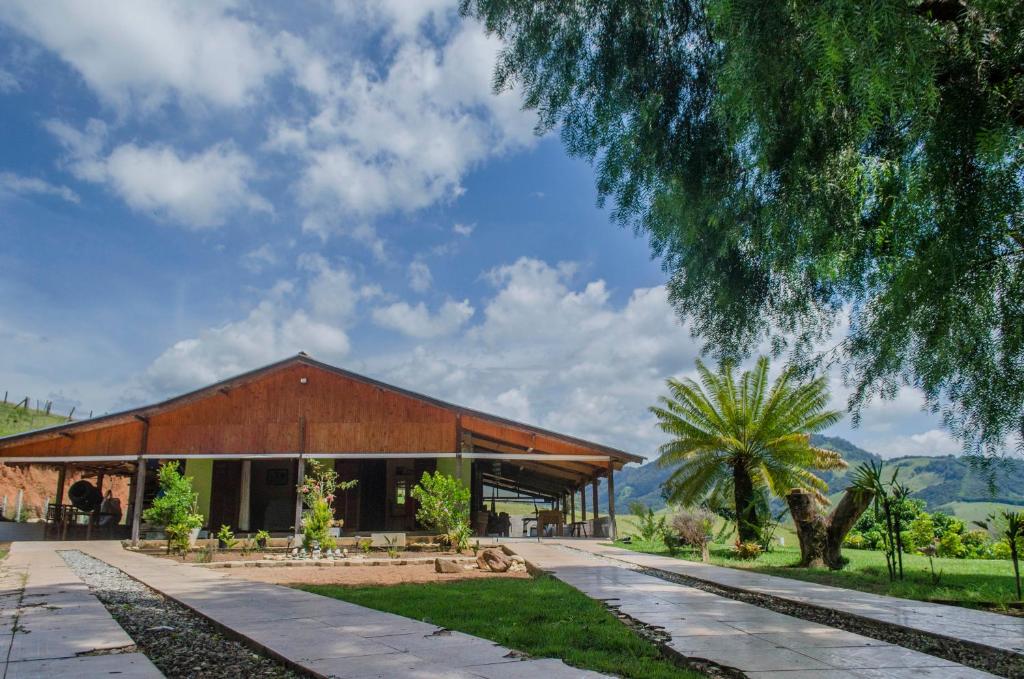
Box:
left=611, top=434, right=1024, bottom=521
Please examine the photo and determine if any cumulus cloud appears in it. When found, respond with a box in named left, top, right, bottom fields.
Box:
left=372, top=300, right=474, bottom=339
left=281, top=18, right=537, bottom=241
left=0, top=172, right=79, bottom=203
left=452, top=222, right=474, bottom=237
left=408, top=261, right=432, bottom=293
left=139, top=260, right=357, bottom=395
left=241, top=244, right=279, bottom=274
left=46, top=119, right=269, bottom=228
left=0, top=0, right=281, bottom=111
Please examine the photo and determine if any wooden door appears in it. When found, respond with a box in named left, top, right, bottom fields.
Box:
left=208, top=460, right=242, bottom=532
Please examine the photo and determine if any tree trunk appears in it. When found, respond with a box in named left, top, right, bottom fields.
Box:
left=787, top=486, right=874, bottom=570
left=733, top=464, right=760, bottom=544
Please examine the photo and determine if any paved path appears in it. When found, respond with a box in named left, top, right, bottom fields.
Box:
left=557, top=539, right=1024, bottom=658
left=78, top=541, right=606, bottom=679
left=0, top=541, right=162, bottom=679
left=506, top=540, right=1002, bottom=678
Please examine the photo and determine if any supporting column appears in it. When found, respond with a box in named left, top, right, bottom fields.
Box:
left=607, top=459, right=617, bottom=541
left=580, top=485, right=587, bottom=522
left=130, top=457, right=146, bottom=546
left=592, top=478, right=599, bottom=521
left=238, top=460, right=251, bottom=532
left=55, top=463, right=67, bottom=506
left=294, top=456, right=305, bottom=538
left=570, top=492, right=576, bottom=525
left=130, top=416, right=149, bottom=547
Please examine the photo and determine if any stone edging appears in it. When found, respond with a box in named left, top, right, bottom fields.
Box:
left=193, top=555, right=478, bottom=569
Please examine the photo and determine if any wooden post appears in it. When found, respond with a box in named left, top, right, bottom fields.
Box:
left=130, top=416, right=150, bottom=547
left=580, top=485, right=587, bottom=522
left=55, top=463, right=67, bottom=506
left=570, top=492, right=576, bottom=526
left=14, top=490, right=22, bottom=523
left=607, top=460, right=617, bottom=541
left=593, top=478, right=599, bottom=520
left=1, top=496, right=6, bottom=519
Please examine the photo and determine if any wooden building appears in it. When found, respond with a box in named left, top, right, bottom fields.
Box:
left=0, top=354, right=640, bottom=543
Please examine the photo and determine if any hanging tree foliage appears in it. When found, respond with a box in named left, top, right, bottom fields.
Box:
left=463, top=0, right=1024, bottom=457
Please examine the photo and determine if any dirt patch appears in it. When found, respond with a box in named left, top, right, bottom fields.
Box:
left=220, top=562, right=530, bottom=586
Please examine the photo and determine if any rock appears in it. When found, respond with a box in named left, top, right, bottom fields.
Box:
left=476, top=548, right=512, bottom=573
left=509, top=555, right=525, bottom=564
left=434, top=558, right=463, bottom=573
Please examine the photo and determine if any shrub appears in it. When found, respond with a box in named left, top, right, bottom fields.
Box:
left=670, top=509, right=714, bottom=561
left=629, top=501, right=667, bottom=542
left=298, top=460, right=357, bottom=551
left=938, top=531, right=965, bottom=559
left=907, top=514, right=935, bottom=552
left=961, top=529, right=994, bottom=559
left=410, top=471, right=471, bottom=549
left=843, top=532, right=867, bottom=549
left=142, top=462, right=203, bottom=555
left=733, top=541, right=762, bottom=560
left=194, top=544, right=216, bottom=564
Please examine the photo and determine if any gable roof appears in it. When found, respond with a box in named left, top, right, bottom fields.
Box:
left=0, top=353, right=642, bottom=467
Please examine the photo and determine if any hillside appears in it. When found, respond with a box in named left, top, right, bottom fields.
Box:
left=610, top=434, right=1024, bottom=521
left=0, top=401, right=129, bottom=520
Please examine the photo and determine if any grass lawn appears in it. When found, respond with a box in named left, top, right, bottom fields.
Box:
left=616, top=539, right=1023, bottom=611
left=0, top=401, right=67, bottom=436
left=298, top=575, right=706, bottom=678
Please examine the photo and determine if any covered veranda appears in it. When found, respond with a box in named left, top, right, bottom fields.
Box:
left=0, top=354, right=640, bottom=544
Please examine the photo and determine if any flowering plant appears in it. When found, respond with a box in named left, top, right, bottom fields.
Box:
left=298, top=460, right=357, bottom=550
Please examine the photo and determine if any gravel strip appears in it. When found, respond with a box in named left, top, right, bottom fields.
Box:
left=60, top=550, right=304, bottom=679
left=623, top=559, right=1022, bottom=679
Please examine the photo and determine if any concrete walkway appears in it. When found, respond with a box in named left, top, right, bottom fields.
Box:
left=506, top=540, right=1002, bottom=678
left=557, top=539, right=1024, bottom=658
left=77, top=541, right=607, bottom=679
left=0, top=542, right=162, bottom=678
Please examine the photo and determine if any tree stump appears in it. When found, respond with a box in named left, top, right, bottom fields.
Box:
left=786, top=486, right=873, bottom=570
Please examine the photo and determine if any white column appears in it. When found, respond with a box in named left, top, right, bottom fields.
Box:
left=238, top=460, right=251, bottom=532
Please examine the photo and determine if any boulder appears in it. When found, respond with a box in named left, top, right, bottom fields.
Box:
left=476, top=548, right=512, bottom=573
left=434, top=558, right=463, bottom=574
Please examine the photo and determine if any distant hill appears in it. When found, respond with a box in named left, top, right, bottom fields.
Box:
left=608, top=434, right=1024, bottom=521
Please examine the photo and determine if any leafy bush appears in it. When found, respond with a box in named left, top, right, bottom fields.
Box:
left=254, top=529, right=271, bottom=550
left=298, top=460, right=357, bottom=551
left=843, top=532, right=867, bottom=549
left=410, top=472, right=471, bottom=549
left=629, top=501, right=666, bottom=542
left=733, top=541, right=762, bottom=560
left=142, top=462, right=203, bottom=555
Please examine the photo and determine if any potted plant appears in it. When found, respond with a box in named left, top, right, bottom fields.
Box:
left=216, top=524, right=238, bottom=550
left=254, top=529, right=271, bottom=550
left=329, top=518, right=344, bottom=538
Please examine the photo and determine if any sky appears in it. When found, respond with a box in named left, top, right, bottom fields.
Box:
left=0, top=0, right=960, bottom=461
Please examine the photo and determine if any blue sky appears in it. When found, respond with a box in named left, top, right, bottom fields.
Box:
left=0, top=1, right=957, bottom=460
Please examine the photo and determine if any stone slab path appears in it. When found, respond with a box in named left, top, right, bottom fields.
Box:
left=557, top=539, right=1024, bottom=659
left=77, top=541, right=607, bottom=679
left=506, top=540, right=1003, bottom=678
left=0, top=541, right=162, bottom=679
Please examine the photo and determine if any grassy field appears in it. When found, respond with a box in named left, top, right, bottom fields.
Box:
left=299, top=576, right=705, bottom=678
left=0, top=401, right=67, bottom=437
left=616, top=538, right=1023, bottom=611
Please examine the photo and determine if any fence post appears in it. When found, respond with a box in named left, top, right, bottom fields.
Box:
left=15, top=490, right=23, bottom=523
left=1, top=495, right=6, bottom=520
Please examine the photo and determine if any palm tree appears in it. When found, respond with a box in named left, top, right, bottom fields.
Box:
left=651, top=357, right=845, bottom=543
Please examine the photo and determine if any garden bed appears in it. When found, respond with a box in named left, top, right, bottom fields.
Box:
left=221, top=561, right=530, bottom=586
left=145, top=548, right=476, bottom=565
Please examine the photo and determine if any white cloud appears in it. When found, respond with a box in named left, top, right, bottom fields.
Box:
left=241, top=244, right=279, bottom=274
left=883, top=429, right=961, bottom=457
left=372, top=300, right=474, bottom=339
left=140, top=261, right=356, bottom=396
left=284, top=18, right=538, bottom=237
left=452, top=222, right=474, bottom=237
left=0, top=68, right=18, bottom=92
left=0, top=172, right=79, bottom=203
left=47, top=119, right=269, bottom=229
left=0, top=0, right=281, bottom=111
left=408, top=261, right=432, bottom=293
